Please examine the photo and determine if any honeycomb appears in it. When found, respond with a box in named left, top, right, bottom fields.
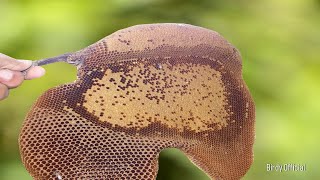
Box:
left=19, top=23, right=255, bottom=180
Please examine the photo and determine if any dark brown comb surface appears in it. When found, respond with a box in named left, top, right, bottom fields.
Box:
left=19, top=23, right=255, bottom=180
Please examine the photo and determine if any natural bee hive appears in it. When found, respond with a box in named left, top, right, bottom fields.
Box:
left=19, top=23, right=255, bottom=180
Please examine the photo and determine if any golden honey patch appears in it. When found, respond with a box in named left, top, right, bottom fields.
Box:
left=83, top=62, right=230, bottom=132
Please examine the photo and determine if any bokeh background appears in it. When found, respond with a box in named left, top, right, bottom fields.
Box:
left=0, top=0, right=319, bottom=179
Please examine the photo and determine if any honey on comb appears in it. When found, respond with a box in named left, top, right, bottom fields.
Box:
left=84, top=62, right=229, bottom=132
left=19, top=23, right=255, bottom=180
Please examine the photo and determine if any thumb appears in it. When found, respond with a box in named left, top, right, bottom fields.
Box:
left=24, top=66, right=46, bottom=80
left=0, top=53, right=33, bottom=71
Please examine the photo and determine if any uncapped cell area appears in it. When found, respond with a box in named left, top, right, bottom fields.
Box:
left=19, top=23, right=255, bottom=180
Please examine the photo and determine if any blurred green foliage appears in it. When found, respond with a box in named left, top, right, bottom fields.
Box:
left=0, top=0, right=319, bottom=179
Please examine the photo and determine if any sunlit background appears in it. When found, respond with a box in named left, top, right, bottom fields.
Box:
left=0, top=0, right=319, bottom=179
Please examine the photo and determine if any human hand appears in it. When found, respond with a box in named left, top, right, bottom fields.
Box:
left=0, top=53, right=45, bottom=101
